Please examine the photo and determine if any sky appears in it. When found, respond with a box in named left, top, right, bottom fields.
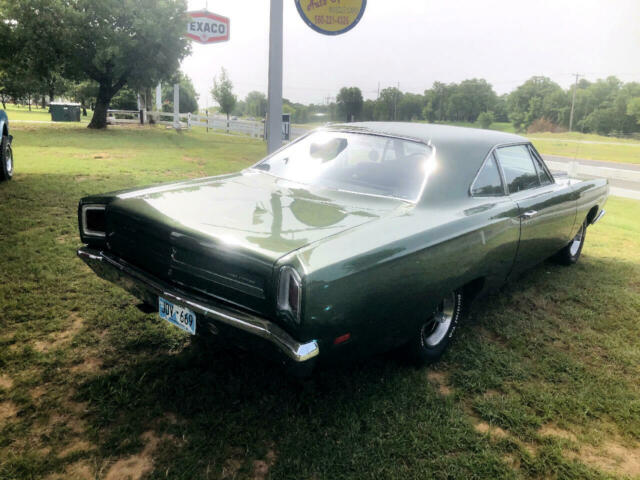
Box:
left=181, top=0, right=640, bottom=108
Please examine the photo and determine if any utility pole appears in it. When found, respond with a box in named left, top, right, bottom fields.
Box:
left=569, top=73, right=581, bottom=132
left=393, top=81, right=399, bottom=120
left=266, top=0, right=283, bottom=154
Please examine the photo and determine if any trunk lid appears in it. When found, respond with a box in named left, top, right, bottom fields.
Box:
left=105, top=171, right=406, bottom=315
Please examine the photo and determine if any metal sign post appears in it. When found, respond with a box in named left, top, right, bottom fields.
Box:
left=173, top=83, right=180, bottom=129
left=267, top=0, right=283, bottom=154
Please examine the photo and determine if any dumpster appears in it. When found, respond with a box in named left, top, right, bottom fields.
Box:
left=50, top=102, right=81, bottom=122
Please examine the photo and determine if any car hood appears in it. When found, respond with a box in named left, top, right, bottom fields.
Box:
left=109, top=170, right=408, bottom=262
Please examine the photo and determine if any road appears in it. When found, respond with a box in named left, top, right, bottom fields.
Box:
left=542, top=154, right=640, bottom=200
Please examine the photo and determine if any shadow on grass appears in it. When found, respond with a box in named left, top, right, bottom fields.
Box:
left=72, top=254, right=639, bottom=479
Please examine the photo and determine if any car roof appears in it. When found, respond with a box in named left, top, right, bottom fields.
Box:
left=330, top=121, right=527, bottom=151
left=326, top=122, right=530, bottom=204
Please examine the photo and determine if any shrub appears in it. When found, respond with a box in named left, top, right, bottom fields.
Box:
left=477, top=111, right=494, bottom=129
left=527, top=117, right=566, bottom=133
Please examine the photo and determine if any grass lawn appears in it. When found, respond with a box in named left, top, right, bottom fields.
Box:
left=528, top=134, right=640, bottom=165
left=1, top=123, right=640, bottom=479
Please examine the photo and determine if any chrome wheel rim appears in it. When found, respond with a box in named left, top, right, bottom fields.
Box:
left=5, top=145, right=12, bottom=176
left=569, top=223, right=584, bottom=256
left=421, top=293, right=455, bottom=347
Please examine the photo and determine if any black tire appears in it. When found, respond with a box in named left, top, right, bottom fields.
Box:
left=553, top=219, right=587, bottom=265
left=407, top=290, right=464, bottom=364
left=0, top=135, right=13, bottom=181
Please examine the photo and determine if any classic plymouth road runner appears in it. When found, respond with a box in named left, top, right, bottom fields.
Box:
left=78, top=123, right=608, bottom=373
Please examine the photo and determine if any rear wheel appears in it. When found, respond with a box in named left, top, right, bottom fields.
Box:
left=408, top=290, right=464, bottom=364
left=554, top=219, right=587, bottom=265
left=0, top=135, right=13, bottom=181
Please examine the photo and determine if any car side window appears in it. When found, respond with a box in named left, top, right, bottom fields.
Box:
left=471, top=153, right=504, bottom=196
left=495, top=145, right=540, bottom=193
left=528, top=146, right=553, bottom=186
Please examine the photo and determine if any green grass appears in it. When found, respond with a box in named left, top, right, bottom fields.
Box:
left=1, top=123, right=639, bottom=479
left=426, top=119, right=640, bottom=165
left=528, top=134, right=640, bottom=165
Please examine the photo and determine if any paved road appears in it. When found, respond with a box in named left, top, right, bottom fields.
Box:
left=543, top=154, right=640, bottom=172
left=542, top=155, right=640, bottom=199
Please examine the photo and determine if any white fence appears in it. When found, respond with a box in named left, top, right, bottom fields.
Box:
left=107, top=109, right=311, bottom=141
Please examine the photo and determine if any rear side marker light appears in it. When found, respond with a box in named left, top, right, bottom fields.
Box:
left=333, top=333, right=351, bottom=345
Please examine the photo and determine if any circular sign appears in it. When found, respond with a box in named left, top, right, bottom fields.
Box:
left=295, top=0, right=366, bottom=36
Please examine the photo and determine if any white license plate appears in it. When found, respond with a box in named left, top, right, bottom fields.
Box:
left=158, top=297, right=196, bottom=335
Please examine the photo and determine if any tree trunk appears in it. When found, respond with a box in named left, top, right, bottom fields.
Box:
left=88, top=83, right=113, bottom=129
left=49, top=86, right=55, bottom=104
left=226, top=112, right=229, bottom=133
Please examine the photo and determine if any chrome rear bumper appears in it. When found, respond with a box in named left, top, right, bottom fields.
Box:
left=77, top=247, right=319, bottom=363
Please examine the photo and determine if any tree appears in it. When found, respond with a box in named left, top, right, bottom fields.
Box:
left=508, top=76, right=564, bottom=131
left=211, top=68, right=237, bottom=122
left=0, top=0, right=70, bottom=105
left=245, top=91, right=267, bottom=118
left=398, top=93, right=424, bottom=121
left=477, top=111, right=494, bottom=129
left=375, top=87, right=403, bottom=120
left=336, top=87, right=363, bottom=122
left=627, top=97, right=640, bottom=125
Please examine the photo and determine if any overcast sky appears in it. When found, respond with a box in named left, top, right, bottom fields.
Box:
left=182, top=0, right=640, bottom=107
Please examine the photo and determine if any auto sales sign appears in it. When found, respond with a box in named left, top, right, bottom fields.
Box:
left=186, top=11, right=230, bottom=44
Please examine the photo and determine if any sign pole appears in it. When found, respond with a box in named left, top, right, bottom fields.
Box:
left=267, top=0, right=283, bottom=154
left=173, top=83, right=180, bottom=129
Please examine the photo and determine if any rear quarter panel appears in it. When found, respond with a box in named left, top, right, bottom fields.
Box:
left=572, top=178, right=609, bottom=236
left=295, top=196, right=520, bottom=357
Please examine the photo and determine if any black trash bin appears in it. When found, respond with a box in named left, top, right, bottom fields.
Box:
left=50, top=103, right=81, bottom=122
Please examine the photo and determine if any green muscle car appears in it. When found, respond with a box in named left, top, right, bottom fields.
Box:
left=77, top=123, right=608, bottom=374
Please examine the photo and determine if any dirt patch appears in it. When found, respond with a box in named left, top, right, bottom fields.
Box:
left=0, top=374, right=13, bottom=390
left=574, top=440, right=640, bottom=478
left=222, top=447, right=245, bottom=479
left=0, top=401, right=18, bottom=422
left=58, top=439, right=94, bottom=458
left=33, top=313, right=84, bottom=352
left=104, top=430, right=171, bottom=480
left=183, top=155, right=206, bottom=166
left=539, top=424, right=577, bottom=442
left=45, top=460, right=93, bottom=480
left=55, top=234, right=75, bottom=244
left=427, top=370, right=452, bottom=396
left=474, top=421, right=508, bottom=438
left=252, top=449, right=277, bottom=480
left=70, top=356, right=103, bottom=374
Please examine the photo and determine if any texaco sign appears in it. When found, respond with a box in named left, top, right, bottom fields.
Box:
left=186, top=10, right=230, bottom=44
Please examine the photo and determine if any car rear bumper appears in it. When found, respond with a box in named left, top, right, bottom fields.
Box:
left=77, top=247, right=320, bottom=364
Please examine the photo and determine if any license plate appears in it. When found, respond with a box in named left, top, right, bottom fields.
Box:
left=158, top=297, right=196, bottom=335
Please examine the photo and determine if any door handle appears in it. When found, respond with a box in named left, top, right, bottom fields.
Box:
left=520, top=210, right=538, bottom=219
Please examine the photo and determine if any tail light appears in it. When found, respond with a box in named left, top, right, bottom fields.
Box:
left=277, top=266, right=302, bottom=324
left=81, top=204, right=106, bottom=238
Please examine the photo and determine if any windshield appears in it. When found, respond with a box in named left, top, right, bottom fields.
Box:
left=253, top=131, right=434, bottom=202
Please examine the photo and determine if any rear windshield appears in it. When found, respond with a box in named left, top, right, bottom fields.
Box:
left=253, top=131, right=434, bottom=202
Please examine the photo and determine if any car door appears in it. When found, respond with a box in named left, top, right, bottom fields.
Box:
left=495, top=144, right=577, bottom=274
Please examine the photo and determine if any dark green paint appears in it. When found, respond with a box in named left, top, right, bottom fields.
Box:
left=79, top=124, right=609, bottom=361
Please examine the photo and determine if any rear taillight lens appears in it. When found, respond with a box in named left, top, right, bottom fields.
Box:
left=277, top=266, right=302, bottom=324
left=81, top=204, right=106, bottom=237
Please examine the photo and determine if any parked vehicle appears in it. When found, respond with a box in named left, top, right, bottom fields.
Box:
left=0, top=109, right=13, bottom=181
left=77, top=123, right=608, bottom=374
